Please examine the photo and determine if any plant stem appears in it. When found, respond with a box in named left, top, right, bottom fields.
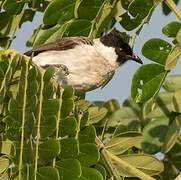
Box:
left=75, top=109, right=83, bottom=140
left=152, top=70, right=169, bottom=109
left=100, top=118, right=108, bottom=141
left=53, top=88, right=64, bottom=167
left=164, top=0, right=181, bottom=20
left=131, top=0, right=163, bottom=48
left=18, top=58, right=29, bottom=180
left=34, top=71, right=44, bottom=180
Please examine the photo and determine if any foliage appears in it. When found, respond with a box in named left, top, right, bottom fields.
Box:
left=0, top=0, right=181, bottom=180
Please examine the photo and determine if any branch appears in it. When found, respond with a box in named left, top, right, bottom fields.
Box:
left=131, top=0, right=163, bottom=48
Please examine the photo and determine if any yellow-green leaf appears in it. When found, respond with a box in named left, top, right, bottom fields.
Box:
left=165, top=44, right=181, bottom=70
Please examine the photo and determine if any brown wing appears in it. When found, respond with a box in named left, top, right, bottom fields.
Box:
left=24, top=37, right=94, bottom=56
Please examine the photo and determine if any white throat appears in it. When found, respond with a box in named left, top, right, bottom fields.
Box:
left=93, top=38, right=119, bottom=68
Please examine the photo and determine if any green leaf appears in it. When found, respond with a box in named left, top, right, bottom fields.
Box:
left=30, top=0, right=49, bottom=12
left=163, top=75, right=181, bottom=92
left=0, top=12, right=22, bottom=37
left=62, top=86, right=74, bottom=99
left=119, top=12, right=141, bottom=31
left=32, top=24, right=67, bottom=48
left=37, top=167, right=60, bottom=180
left=0, top=139, right=15, bottom=156
left=77, top=143, right=100, bottom=167
left=28, top=66, right=38, bottom=81
left=103, top=99, right=120, bottom=116
left=121, top=0, right=132, bottom=10
left=75, top=100, right=92, bottom=111
left=162, top=116, right=180, bottom=153
left=43, top=0, right=76, bottom=26
left=40, top=116, right=57, bottom=138
left=87, top=107, right=108, bottom=125
left=165, top=44, right=181, bottom=70
left=65, top=19, right=91, bottom=37
left=176, top=29, right=181, bottom=45
left=79, top=167, right=103, bottom=180
left=128, top=0, right=153, bottom=19
left=8, top=99, right=22, bottom=121
left=162, top=21, right=181, bottom=37
left=90, top=1, right=122, bottom=37
left=164, top=136, right=181, bottom=172
left=61, top=98, right=74, bottom=118
left=0, top=37, right=11, bottom=49
left=56, top=159, right=81, bottom=180
left=142, top=38, right=172, bottom=65
left=42, top=99, right=59, bottom=119
left=43, top=66, right=56, bottom=83
left=3, top=116, right=21, bottom=140
left=94, top=164, right=106, bottom=180
left=173, top=89, right=181, bottom=113
left=43, top=81, right=55, bottom=100
left=142, top=117, right=169, bottom=154
left=2, top=0, right=25, bottom=14
left=78, top=125, right=96, bottom=144
left=27, top=80, right=39, bottom=98
left=75, top=0, right=104, bottom=20
left=105, top=132, right=143, bottom=154
left=59, top=117, right=77, bottom=136
left=39, top=139, right=60, bottom=163
left=143, top=92, right=174, bottom=119
left=26, top=26, right=41, bottom=47
left=131, top=64, right=166, bottom=103
left=19, top=9, right=35, bottom=28
left=0, top=157, right=9, bottom=174
left=60, top=137, right=79, bottom=159
left=109, top=107, right=140, bottom=128
left=162, top=0, right=179, bottom=15
left=114, top=154, right=164, bottom=177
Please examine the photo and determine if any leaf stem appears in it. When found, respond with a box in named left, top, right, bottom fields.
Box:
left=164, top=0, right=181, bottom=20
left=53, top=88, right=64, bottom=167
left=100, top=118, right=108, bottom=141
left=34, top=71, right=44, bottom=180
left=75, top=110, right=83, bottom=140
left=152, top=70, right=169, bottom=109
left=18, top=57, right=29, bottom=180
left=131, top=0, right=163, bottom=48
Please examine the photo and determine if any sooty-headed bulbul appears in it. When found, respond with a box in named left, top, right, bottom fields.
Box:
left=24, top=30, right=143, bottom=92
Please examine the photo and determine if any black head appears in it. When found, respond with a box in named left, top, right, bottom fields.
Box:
left=100, top=30, right=143, bottom=65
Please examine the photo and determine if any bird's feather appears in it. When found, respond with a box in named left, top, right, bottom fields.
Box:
left=24, top=37, right=94, bottom=56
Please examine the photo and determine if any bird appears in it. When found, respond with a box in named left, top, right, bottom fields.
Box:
left=24, top=30, right=143, bottom=92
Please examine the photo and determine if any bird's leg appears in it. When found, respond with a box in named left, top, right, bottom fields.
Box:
left=41, top=64, right=69, bottom=78
left=53, top=64, right=69, bottom=76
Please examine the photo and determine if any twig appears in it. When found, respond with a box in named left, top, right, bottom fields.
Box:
left=151, top=70, right=169, bottom=110
left=18, top=58, right=29, bottom=180
left=53, top=88, right=64, bottom=167
left=34, top=71, right=44, bottom=180
left=131, top=0, right=163, bottom=48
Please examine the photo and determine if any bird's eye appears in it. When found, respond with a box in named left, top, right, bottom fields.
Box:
left=115, top=48, right=124, bottom=55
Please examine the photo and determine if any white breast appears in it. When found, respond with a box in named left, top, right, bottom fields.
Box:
left=33, top=40, right=119, bottom=92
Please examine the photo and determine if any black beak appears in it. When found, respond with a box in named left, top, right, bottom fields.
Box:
left=129, top=54, right=143, bottom=64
